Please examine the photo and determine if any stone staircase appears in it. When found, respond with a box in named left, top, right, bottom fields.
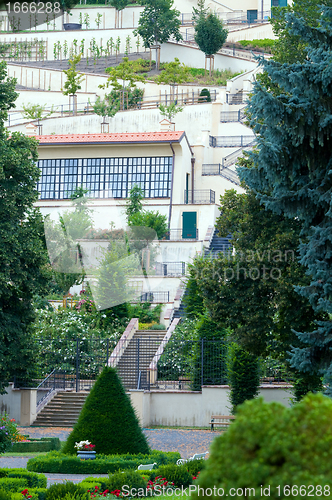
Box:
left=32, top=391, right=88, bottom=427
left=116, top=330, right=166, bottom=390
left=205, top=229, right=232, bottom=258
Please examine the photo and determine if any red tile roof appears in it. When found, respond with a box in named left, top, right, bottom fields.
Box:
left=36, top=132, right=185, bottom=145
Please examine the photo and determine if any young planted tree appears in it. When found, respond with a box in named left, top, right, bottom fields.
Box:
left=155, top=58, right=192, bottom=101
left=159, top=102, right=183, bottom=122
left=62, top=54, right=85, bottom=114
left=101, top=57, right=145, bottom=110
left=134, top=0, right=182, bottom=70
left=93, top=94, right=120, bottom=131
left=193, top=0, right=228, bottom=75
left=22, top=103, right=56, bottom=121
left=109, top=0, right=129, bottom=28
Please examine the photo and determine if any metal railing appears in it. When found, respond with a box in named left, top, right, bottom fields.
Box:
left=209, top=136, right=255, bottom=148
left=155, top=262, right=186, bottom=277
left=135, top=291, right=170, bottom=303
left=226, top=93, right=248, bottom=105
left=220, top=168, right=241, bottom=186
left=179, top=10, right=272, bottom=27
left=13, top=337, right=117, bottom=392
left=184, top=189, right=215, bottom=204
left=202, top=164, right=222, bottom=175
left=202, top=164, right=241, bottom=185
left=13, top=337, right=294, bottom=394
left=164, top=229, right=199, bottom=241
left=222, top=146, right=253, bottom=168
left=220, top=109, right=246, bottom=122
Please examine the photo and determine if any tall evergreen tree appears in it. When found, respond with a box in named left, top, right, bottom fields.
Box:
left=63, top=367, right=150, bottom=455
left=0, top=61, right=48, bottom=391
left=239, top=7, right=332, bottom=392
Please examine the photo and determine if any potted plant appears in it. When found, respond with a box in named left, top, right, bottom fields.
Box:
left=74, top=440, right=96, bottom=459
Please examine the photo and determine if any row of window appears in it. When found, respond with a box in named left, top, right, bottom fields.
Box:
left=37, top=157, right=173, bottom=200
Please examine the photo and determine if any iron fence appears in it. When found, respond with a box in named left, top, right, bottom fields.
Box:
left=184, top=189, right=215, bottom=204
left=202, top=164, right=222, bottom=175
left=13, top=337, right=294, bottom=394
left=134, top=291, right=170, bottom=303
left=220, top=109, right=246, bottom=122
left=226, top=93, right=247, bottom=105
left=155, top=262, right=186, bottom=276
left=209, top=135, right=255, bottom=148
left=13, top=337, right=117, bottom=391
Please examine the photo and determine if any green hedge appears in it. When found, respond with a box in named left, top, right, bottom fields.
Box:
left=0, top=469, right=47, bottom=488
left=11, top=438, right=61, bottom=453
left=27, top=451, right=180, bottom=474
left=0, top=478, right=27, bottom=492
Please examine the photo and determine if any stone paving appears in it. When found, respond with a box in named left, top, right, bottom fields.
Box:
left=0, top=427, right=222, bottom=486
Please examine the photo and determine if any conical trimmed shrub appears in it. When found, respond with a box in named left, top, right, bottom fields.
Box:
left=62, top=367, right=150, bottom=455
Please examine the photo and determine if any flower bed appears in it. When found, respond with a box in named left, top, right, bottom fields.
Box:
left=27, top=451, right=181, bottom=474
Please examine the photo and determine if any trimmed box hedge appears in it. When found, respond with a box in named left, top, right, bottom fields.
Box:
left=0, top=469, right=47, bottom=488
left=11, top=438, right=61, bottom=453
left=0, top=477, right=27, bottom=492
left=27, top=451, right=181, bottom=474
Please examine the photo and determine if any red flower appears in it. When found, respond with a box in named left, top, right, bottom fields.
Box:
left=21, top=490, right=28, bottom=496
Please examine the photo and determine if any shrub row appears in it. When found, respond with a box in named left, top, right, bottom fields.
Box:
left=11, top=438, right=61, bottom=453
left=0, top=469, right=47, bottom=488
left=27, top=451, right=181, bottom=474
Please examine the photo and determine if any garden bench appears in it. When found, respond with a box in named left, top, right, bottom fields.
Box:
left=176, top=452, right=208, bottom=465
left=210, top=415, right=235, bottom=430
left=137, top=463, right=157, bottom=471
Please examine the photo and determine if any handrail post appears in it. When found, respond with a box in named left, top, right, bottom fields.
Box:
left=76, top=338, right=79, bottom=392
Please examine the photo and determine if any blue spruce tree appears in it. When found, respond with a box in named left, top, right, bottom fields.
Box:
left=240, top=7, right=332, bottom=392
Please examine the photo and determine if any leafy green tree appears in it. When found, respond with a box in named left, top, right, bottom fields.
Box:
left=101, top=57, right=145, bottom=109
left=134, top=0, right=182, bottom=69
left=125, top=185, right=144, bottom=219
left=62, top=366, right=150, bottom=455
left=239, top=6, right=332, bottom=393
left=62, top=54, right=84, bottom=97
left=159, top=102, right=184, bottom=121
left=0, top=61, right=49, bottom=391
left=44, top=187, right=93, bottom=295
left=22, top=103, right=56, bottom=121
left=227, top=343, right=260, bottom=413
left=128, top=210, right=168, bottom=240
left=93, top=95, right=119, bottom=119
left=156, top=58, right=192, bottom=99
left=190, top=188, right=323, bottom=397
left=193, top=0, right=228, bottom=75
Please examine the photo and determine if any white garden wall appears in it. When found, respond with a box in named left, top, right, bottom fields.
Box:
left=130, top=385, right=293, bottom=427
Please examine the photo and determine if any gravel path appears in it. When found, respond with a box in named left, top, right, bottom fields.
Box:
left=0, top=427, right=222, bottom=486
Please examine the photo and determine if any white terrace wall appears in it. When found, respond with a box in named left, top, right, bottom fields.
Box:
left=226, top=23, right=276, bottom=43
left=161, top=42, right=257, bottom=73
left=130, top=385, right=293, bottom=427
left=9, top=103, right=214, bottom=145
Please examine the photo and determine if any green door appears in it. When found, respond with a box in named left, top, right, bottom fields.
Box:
left=182, top=212, right=197, bottom=239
